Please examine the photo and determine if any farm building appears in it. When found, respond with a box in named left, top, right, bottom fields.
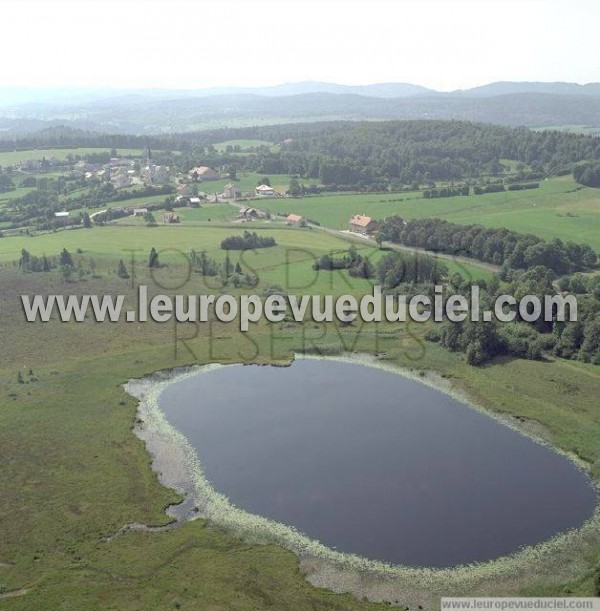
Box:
left=162, top=212, right=180, bottom=224
left=255, top=184, right=276, bottom=196
left=132, top=208, right=148, bottom=217
left=348, top=214, right=376, bottom=235
left=239, top=207, right=259, bottom=220
left=189, top=166, right=220, bottom=181
left=286, top=213, right=304, bottom=227
left=223, top=183, right=241, bottom=199
left=54, top=211, right=70, bottom=218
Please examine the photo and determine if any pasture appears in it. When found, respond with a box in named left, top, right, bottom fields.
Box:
left=0, top=194, right=598, bottom=608
left=0, top=221, right=491, bottom=290
left=0, top=160, right=598, bottom=608
left=0, top=147, right=145, bottom=166
left=198, top=171, right=291, bottom=195
left=257, top=177, right=600, bottom=251
left=0, top=242, right=599, bottom=607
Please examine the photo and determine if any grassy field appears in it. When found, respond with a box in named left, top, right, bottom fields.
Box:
left=200, top=171, right=292, bottom=195
left=172, top=203, right=239, bottom=223
left=0, top=200, right=598, bottom=608
left=0, top=148, right=145, bottom=166
left=257, top=177, right=600, bottom=251
left=0, top=221, right=492, bottom=285
left=74, top=193, right=172, bottom=215
left=0, top=186, right=37, bottom=204
left=0, top=234, right=599, bottom=607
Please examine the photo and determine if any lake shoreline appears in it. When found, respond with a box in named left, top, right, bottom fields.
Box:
left=124, top=353, right=600, bottom=607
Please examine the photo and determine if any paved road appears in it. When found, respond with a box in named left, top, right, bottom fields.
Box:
left=230, top=202, right=500, bottom=277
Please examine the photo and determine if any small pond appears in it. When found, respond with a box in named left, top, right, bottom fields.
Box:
left=158, top=359, right=596, bottom=568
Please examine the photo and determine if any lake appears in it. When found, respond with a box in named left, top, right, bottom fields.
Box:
left=158, top=359, right=596, bottom=568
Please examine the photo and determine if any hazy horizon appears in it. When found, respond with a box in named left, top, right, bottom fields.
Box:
left=1, top=78, right=600, bottom=95
left=1, top=0, right=599, bottom=92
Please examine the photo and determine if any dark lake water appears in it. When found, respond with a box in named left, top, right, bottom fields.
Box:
left=159, top=359, right=596, bottom=568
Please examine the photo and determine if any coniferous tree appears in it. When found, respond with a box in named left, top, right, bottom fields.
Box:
left=59, top=248, right=73, bottom=267
left=148, top=247, right=159, bottom=268
left=117, top=259, right=130, bottom=279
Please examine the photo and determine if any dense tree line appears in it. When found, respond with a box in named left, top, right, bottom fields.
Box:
left=18, top=247, right=96, bottom=282
left=5, top=121, right=600, bottom=193
left=236, top=121, right=600, bottom=188
left=377, top=251, right=448, bottom=287
left=506, top=182, right=540, bottom=191
left=473, top=183, right=506, bottom=194
left=377, top=216, right=597, bottom=274
left=573, top=162, right=600, bottom=187
left=19, top=248, right=54, bottom=272
left=423, top=185, right=470, bottom=199
left=427, top=266, right=600, bottom=365
left=557, top=273, right=600, bottom=296
left=220, top=231, right=276, bottom=250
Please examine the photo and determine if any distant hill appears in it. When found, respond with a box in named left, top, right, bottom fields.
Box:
left=452, top=81, right=600, bottom=97
left=183, top=81, right=437, bottom=98
left=1, top=81, right=600, bottom=135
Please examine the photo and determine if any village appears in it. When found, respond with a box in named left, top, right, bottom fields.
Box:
left=10, top=151, right=379, bottom=237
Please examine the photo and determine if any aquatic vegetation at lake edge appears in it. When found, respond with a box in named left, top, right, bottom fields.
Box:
left=125, top=354, right=600, bottom=593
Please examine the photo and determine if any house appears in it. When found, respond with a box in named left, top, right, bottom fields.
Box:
left=162, top=212, right=180, bottom=224
left=255, top=184, right=276, bottom=196
left=286, top=213, right=304, bottom=227
left=223, top=182, right=241, bottom=199
left=142, top=164, right=170, bottom=185
left=112, top=173, right=132, bottom=189
left=189, top=166, right=220, bottom=181
left=189, top=197, right=202, bottom=208
left=349, top=214, right=376, bottom=235
left=19, top=159, right=42, bottom=171
left=132, top=208, right=148, bottom=217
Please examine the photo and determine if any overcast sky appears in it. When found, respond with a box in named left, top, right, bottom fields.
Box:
left=2, top=0, right=598, bottom=91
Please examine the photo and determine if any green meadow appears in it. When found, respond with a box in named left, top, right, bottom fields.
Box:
left=257, top=177, right=600, bottom=251
left=0, top=168, right=597, bottom=608
left=0, top=227, right=599, bottom=608
left=199, top=171, right=291, bottom=194
left=172, top=203, right=239, bottom=223
left=0, top=222, right=491, bottom=286
left=0, top=147, right=145, bottom=166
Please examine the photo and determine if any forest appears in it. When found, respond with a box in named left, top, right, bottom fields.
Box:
left=376, top=216, right=597, bottom=274
left=3, top=121, right=600, bottom=193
